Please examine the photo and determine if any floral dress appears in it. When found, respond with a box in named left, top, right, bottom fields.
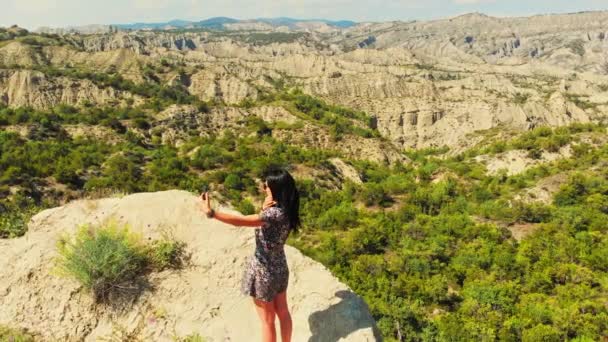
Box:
left=240, top=205, right=291, bottom=302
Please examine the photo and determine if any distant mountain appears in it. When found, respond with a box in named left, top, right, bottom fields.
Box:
left=254, top=17, right=357, bottom=28
left=114, top=21, right=179, bottom=30
left=195, top=17, right=240, bottom=30
left=117, top=17, right=239, bottom=30
left=114, top=19, right=195, bottom=30
left=112, top=17, right=355, bottom=31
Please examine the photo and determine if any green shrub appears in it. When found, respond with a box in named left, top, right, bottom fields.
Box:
left=527, top=147, right=543, bottom=159
left=359, top=183, right=393, bottom=207
left=133, top=118, right=151, bottom=130
left=0, top=325, right=36, bottom=342
left=513, top=92, right=530, bottom=105
left=0, top=211, right=29, bottom=238
left=173, top=333, right=206, bottom=342
left=315, top=202, right=359, bottom=230
left=235, top=199, right=256, bottom=215
left=145, top=239, right=187, bottom=271
left=522, top=324, right=562, bottom=341
left=54, top=221, right=187, bottom=302
left=223, top=173, right=244, bottom=190
left=513, top=201, right=554, bottom=223
left=54, top=221, right=147, bottom=301
left=567, top=39, right=585, bottom=56
left=566, top=94, right=596, bottom=110
left=191, top=145, right=231, bottom=170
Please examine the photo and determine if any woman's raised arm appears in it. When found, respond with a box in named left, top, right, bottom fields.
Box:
left=199, top=191, right=264, bottom=228
left=211, top=211, right=263, bottom=227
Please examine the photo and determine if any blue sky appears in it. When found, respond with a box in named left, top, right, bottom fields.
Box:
left=2, top=0, right=607, bottom=30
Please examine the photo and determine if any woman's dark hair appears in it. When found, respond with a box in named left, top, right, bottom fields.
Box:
left=263, top=167, right=301, bottom=233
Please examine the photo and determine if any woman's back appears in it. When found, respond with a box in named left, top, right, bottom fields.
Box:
left=255, top=205, right=290, bottom=258
left=241, top=205, right=291, bottom=302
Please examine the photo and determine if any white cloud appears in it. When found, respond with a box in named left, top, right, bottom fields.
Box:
left=453, top=0, right=494, bottom=4
left=12, top=0, right=58, bottom=12
left=132, top=0, right=171, bottom=10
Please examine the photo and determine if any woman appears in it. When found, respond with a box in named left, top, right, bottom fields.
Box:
left=200, top=167, right=301, bottom=342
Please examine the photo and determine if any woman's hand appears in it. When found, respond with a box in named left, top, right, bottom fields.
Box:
left=200, top=191, right=214, bottom=218
left=262, top=194, right=276, bottom=210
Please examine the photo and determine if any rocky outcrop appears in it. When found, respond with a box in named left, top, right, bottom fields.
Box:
left=188, top=68, right=259, bottom=104
left=474, top=145, right=573, bottom=176
left=3, top=124, right=124, bottom=144
left=514, top=173, right=569, bottom=204
left=0, top=190, right=381, bottom=341
left=336, top=11, right=608, bottom=69
left=328, top=158, right=363, bottom=184
left=0, top=42, right=44, bottom=67
left=0, top=69, right=141, bottom=109
left=251, top=105, right=299, bottom=124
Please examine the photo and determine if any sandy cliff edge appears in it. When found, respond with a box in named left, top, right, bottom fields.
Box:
left=0, top=190, right=381, bottom=341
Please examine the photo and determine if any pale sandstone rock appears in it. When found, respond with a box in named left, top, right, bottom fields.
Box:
left=475, top=145, right=573, bottom=176
left=329, top=158, right=363, bottom=184
left=0, top=69, right=142, bottom=109
left=0, top=190, right=381, bottom=342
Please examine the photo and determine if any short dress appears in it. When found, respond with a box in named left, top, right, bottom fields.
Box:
left=240, top=205, right=291, bottom=302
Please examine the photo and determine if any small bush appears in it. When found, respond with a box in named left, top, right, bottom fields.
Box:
left=235, top=199, right=256, bottom=215
left=54, top=220, right=186, bottom=302
left=224, top=173, right=244, bottom=190
left=0, top=211, right=28, bottom=238
left=513, top=201, right=554, bottom=223
left=173, top=333, right=206, bottom=342
left=0, top=325, right=36, bottom=342
left=513, top=92, right=530, bottom=105
left=567, top=39, right=585, bottom=56
left=145, top=239, right=187, bottom=271
left=54, top=221, right=147, bottom=301
left=0, top=204, right=40, bottom=239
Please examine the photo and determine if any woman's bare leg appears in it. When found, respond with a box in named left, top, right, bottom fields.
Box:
left=254, top=297, right=277, bottom=342
left=274, top=290, right=292, bottom=342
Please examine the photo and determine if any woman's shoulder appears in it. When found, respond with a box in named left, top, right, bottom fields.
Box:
left=260, top=205, right=286, bottom=221
left=262, top=205, right=284, bottom=215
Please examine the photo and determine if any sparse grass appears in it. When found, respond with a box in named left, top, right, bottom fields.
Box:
left=53, top=220, right=187, bottom=302
left=566, top=94, right=597, bottom=110
left=513, top=92, right=530, bottom=105
left=414, top=63, right=434, bottom=70
left=567, top=39, right=586, bottom=56
left=230, top=32, right=307, bottom=45
left=97, top=312, right=153, bottom=342
left=173, top=333, right=207, bottom=342
left=0, top=325, right=37, bottom=342
left=272, top=120, right=304, bottom=130
left=145, top=238, right=187, bottom=271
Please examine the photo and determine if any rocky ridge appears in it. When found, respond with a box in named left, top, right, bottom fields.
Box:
left=0, top=190, right=381, bottom=341
left=2, top=11, right=608, bottom=152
